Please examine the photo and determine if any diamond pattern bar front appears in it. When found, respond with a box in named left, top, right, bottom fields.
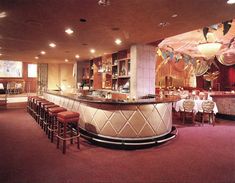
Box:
left=44, top=93, right=172, bottom=139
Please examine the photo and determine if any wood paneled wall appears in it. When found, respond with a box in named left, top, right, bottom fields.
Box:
left=0, top=62, right=37, bottom=93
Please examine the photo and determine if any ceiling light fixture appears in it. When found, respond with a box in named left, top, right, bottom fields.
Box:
left=0, top=53, right=2, bottom=56
left=158, top=22, right=170, bottom=27
left=98, top=0, right=110, bottom=6
left=65, top=59, right=69, bottom=62
left=90, top=49, right=95, bottom=53
left=65, top=28, right=74, bottom=35
left=115, top=38, right=122, bottom=45
left=80, top=18, right=87, bottom=23
left=49, top=42, right=56, bottom=48
left=40, top=51, right=46, bottom=55
left=197, top=33, right=222, bottom=59
left=227, top=0, right=235, bottom=4
left=171, top=14, right=178, bottom=18
left=75, top=54, right=80, bottom=59
left=35, top=56, right=39, bottom=59
left=0, top=11, right=7, bottom=18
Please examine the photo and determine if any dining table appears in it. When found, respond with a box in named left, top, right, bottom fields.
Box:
left=173, top=99, right=218, bottom=114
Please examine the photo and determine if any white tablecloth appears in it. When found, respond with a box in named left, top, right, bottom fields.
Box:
left=173, top=99, right=218, bottom=114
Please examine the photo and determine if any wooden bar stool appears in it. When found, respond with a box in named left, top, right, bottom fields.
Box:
left=48, top=107, right=67, bottom=143
left=56, top=111, right=80, bottom=154
left=28, top=96, right=40, bottom=116
left=36, top=99, right=48, bottom=124
left=43, top=104, right=59, bottom=134
left=39, top=101, right=54, bottom=128
left=32, top=98, right=45, bottom=120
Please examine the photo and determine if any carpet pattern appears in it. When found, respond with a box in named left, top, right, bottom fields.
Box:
left=0, top=109, right=235, bottom=183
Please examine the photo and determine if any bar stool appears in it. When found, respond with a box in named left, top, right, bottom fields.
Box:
left=32, top=97, right=45, bottom=120
left=43, top=104, right=59, bottom=134
left=39, top=101, right=54, bottom=128
left=27, top=96, right=33, bottom=113
left=35, top=99, right=48, bottom=123
left=56, top=111, right=80, bottom=154
left=28, top=96, right=40, bottom=116
left=48, top=107, right=67, bottom=143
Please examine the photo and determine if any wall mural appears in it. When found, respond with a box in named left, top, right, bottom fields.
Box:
left=0, top=60, right=23, bottom=78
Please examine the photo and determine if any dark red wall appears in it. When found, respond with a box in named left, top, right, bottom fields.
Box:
left=196, top=61, right=235, bottom=91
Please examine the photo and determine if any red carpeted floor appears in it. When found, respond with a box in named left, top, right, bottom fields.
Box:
left=0, top=109, right=235, bottom=183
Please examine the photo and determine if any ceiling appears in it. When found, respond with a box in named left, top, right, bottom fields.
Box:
left=1, top=0, right=235, bottom=63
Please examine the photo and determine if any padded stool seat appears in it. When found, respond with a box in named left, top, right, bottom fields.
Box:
left=56, top=111, right=80, bottom=154
left=44, top=104, right=59, bottom=111
left=48, top=107, right=67, bottom=115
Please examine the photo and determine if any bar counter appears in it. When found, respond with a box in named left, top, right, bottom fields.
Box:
left=43, top=91, right=179, bottom=145
left=211, top=93, right=235, bottom=118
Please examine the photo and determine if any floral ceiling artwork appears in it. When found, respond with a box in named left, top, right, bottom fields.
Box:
left=157, top=19, right=235, bottom=77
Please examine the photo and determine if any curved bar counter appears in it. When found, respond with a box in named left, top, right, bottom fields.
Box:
left=43, top=91, right=179, bottom=145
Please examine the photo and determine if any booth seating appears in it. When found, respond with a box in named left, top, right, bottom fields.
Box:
left=56, top=111, right=80, bottom=154
left=48, top=107, right=67, bottom=143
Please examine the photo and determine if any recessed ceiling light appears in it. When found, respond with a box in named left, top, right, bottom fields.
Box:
left=0, top=11, right=7, bottom=18
left=115, top=38, right=122, bottom=45
left=90, top=49, right=95, bottom=53
left=111, top=27, right=120, bottom=31
left=65, top=59, right=69, bottom=62
left=40, top=51, right=46, bottom=55
left=98, top=0, right=110, bottom=6
left=227, top=0, right=235, bottom=4
left=80, top=18, right=87, bottom=22
left=35, top=56, right=39, bottom=59
left=75, top=54, right=80, bottom=59
left=0, top=53, right=2, bottom=56
left=49, top=42, right=56, bottom=48
left=158, top=22, right=170, bottom=27
left=171, top=14, right=178, bottom=18
left=65, top=28, right=74, bottom=35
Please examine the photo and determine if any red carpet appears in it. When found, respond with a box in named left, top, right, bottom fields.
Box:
left=0, top=109, right=235, bottom=183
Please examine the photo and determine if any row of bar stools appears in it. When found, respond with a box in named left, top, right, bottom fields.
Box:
left=27, top=96, right=41, bottom=117
left=27, top=97, right=81, bottom=154
left=48, top=107, right=67, bottom=143
left=57, top=111, right=80, bottom=154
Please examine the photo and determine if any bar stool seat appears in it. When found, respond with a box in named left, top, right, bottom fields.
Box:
left=48, top=107, right=67, bottom=142
left=56, top=111, right=80, bottom=154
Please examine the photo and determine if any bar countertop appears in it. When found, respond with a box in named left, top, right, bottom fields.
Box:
left=45, top=90, right=180, bottom=105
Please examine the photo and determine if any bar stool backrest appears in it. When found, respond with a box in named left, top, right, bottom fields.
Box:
left=202, top=100, right=214, bottom=113
left=183, top=99, right=195, bottom=112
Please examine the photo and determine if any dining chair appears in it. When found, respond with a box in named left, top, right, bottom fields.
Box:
left=201, top=100, right=215, bottom=126
left=182, top=99, right=195, bottom=124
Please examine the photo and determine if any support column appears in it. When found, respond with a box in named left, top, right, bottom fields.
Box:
left=130, top=45, right=156, bottom=99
